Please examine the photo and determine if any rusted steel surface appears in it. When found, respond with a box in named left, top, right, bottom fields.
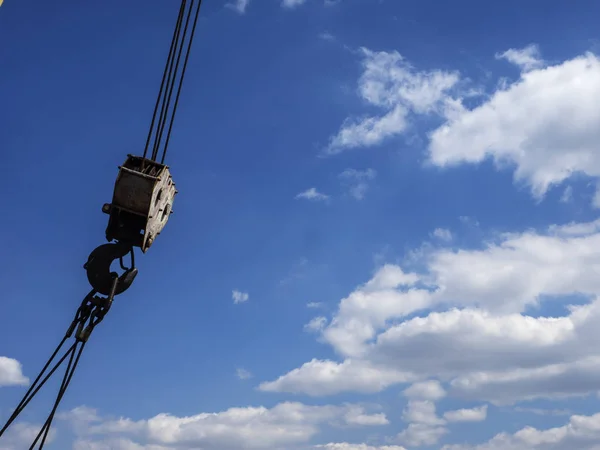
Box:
left=104, top=155, right=177, bottom=252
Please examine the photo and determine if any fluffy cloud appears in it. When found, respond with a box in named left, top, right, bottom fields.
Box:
left=432, top=228, right=453, bottom=242
left=316, top=445, right=406, bottom=450
left=344, top=406, right=389, bottom=426
left=0, top=423, right=55, bottom=450
left=396, top=423, right=448, bottom=447
left=403, top=380, right=446, bottom=401
left=396, top=400, right=448, bottom=447
left=259, top=359, right=412, bottom=396
left=232, top=290, right=249, bottom=304
left=260, top=219, right=600, bottom=407
left=296, top=188, right=330, bottom=202
left=442, top=412, right=600, bottom=450
left=0, top=356, right=28, bottom=387
left=305, top=316, right=328, bottom=333
left=429, top=48, right=600, bottom=200
left=443, top=405, right=488, bottom=423
left=328, top=45, right=600, bottom=205
left=325, top=48, right=459, bottom=155
left=495, top=44, right=544, bottom=72
left=61, top=403, right=388, bottom=450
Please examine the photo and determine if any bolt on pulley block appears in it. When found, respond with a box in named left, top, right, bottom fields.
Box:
left=103, top=155, right=178, bottom=252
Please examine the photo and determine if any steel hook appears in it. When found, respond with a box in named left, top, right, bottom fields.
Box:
left=83, top=243, right=138, bottom=296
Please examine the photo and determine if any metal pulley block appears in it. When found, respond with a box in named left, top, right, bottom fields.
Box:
left=102, top=155, right=178, bottom=252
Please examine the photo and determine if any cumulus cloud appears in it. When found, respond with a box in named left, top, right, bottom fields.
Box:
left=428, top=50, right=600, bottom=201
left=403, top=380, right=446, bottom=401
left=296, top=188, right=330, bottom=202
left=259, top=359, right=412, bottom=396
left=396, top=422, right=448, bottom=447
left=62, top=403, right=387, bottom=450
left=305, top=316, right=328, bottom=333
left=260, top=219, right=600, bottom=408
left=0, top=423, right=55, bottom=450
left=316, top=445, right=406, bottom=450
left=328, top=45, right=600, bottom=206
left=432, top=228, right=453, bottom=242
left=0, top=356, right=28, bottom=386
left=495, top=44, right=545, bottom=72
left=443, top=405, right=488, bottom=423
left=442, top=411, right=600, bottom=450
left=344, top=406, right=389, bottom=426
left=232, top=290, right=249, bottom=304
left=325, top=48, right=459, bottom=155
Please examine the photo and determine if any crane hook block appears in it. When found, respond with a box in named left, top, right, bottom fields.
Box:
left=102, top=155, right=178, bottom=252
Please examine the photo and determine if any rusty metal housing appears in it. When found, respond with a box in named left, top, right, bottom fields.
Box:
left=103, top=155, right=177, bottom=252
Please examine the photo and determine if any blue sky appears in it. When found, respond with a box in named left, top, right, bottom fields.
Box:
left=3, top=0, right=600, bottom=449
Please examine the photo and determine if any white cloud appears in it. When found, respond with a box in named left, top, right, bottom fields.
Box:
left=0, top=356, right=28, bottom=386
left=319, top=32, right=335, bottom=41
left=282, top=0, right=307, bottom=8
left=443, top=405, right=488, bottom=423
left=344, top=406, right=389, bottom=426
left=232, top=290, right=249, bottom=304
left=560, top=185, right=573, bottom=203
left=513, top=406, right=572, bottom=416
left=398, top=400, right=448, bottom=447
left=403, top=380, right=446, bottom=401
left=73, top=438, right=171, bottom=450
left=396, top=423, right=448, bottom=447
left=428, top=51, right=600, bottom=201
left=63, top=402, right=387, bottom=450
left=432, top=228, right=453, bottom=242
left=225, top=0, right=250, bottom=14
left=316, top=445, right=406, bottom=450
left=0, top=423, right=55, bottom=450
left=236, top=368, right=252, bottom=380
left=330, top=45, right=600, bottom=206
left=258, top=359, right=412, bottom=396
left=260, top=219, right=600, bottom=408
left=402, top=400, right=445, bottom=426
left=339, top=169, right=377, bottom=200
left=305, top=316, right=328, bottom=333
left=307, top=302, right=324, bottom=309
left=325, top=48, right=460, bottom=155
left=496, top=44, right=545, bottom=72
left=296, top=188, right=330, bottom=202
left=441, top=411, right=600, bottom=450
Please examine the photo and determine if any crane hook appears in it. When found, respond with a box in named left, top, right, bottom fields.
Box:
left=83, top=242, right=138, bottom=296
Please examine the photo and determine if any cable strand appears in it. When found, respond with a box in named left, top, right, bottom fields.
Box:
left=152, top=0, right=192, bottom=161
left=161, top=0, right=203, bottom=164
left=0, top=341, right=76, bottom=437
left=142, top=0, right=187, bottom=160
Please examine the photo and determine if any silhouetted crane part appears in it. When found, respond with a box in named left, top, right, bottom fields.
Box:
left=84, top=242, right=138, bottom=295
left=103, top=155, right=178, bottom=253
left=0, top=1, right=203, bottom=448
